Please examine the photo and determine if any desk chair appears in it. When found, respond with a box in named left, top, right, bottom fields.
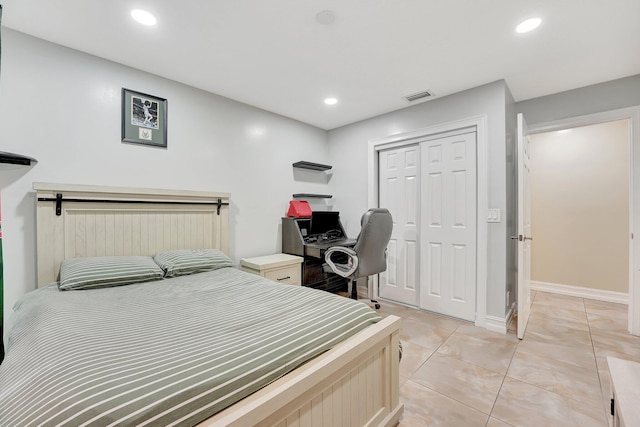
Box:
left=323, top=208, right=393, bottom=309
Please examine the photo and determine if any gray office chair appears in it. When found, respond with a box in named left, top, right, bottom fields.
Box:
left=323, top=208, right=393, bottom=309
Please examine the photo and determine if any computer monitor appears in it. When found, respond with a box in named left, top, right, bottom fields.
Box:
left=310, top=211, right=341, bottom=237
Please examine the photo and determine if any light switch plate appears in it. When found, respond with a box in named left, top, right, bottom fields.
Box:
left=487, top=208, right=501, bottom=223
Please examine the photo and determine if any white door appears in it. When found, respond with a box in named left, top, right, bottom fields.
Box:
left=516, top=113, right=533, bottom=339
left=378, top=145, right=420, bottom=306
left=420, top=132, right=477, bottom=321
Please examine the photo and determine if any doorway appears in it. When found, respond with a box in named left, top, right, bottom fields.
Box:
left=526, top=106, right=640, bottom=337
left=529, top=119, right=631, bottom=300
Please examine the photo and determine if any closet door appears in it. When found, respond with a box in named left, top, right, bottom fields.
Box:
left=420, top=132, right=477, bottom=321
left=378, top=145, right=419, bottom=306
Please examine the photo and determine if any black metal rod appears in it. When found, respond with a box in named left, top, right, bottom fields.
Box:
left=37, top=197, right=228, bottom=205
left=37, top=195, right=228, bottom=216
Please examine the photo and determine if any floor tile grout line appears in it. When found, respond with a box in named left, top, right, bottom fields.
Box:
left=403, top=322, right=492, bottom=419
left=508, top=298, right=610, bottom=423
left=500, top=366, right=607, bottom=411
left=396, top=292, right=627, bottom=426
left=399, top=311, right=461, bottom=379
left=411, top=322, right=515, bottom=423
left=403, top=306, right=521, bottom=418
left=484, top=331, right=520, bottom=426
left=584, top=296, right=613, bottom=423
left=431, top=326, right=515, bottom=377
left=530, top=298, right=604, bottom=402
left=404, top=378, right=496, bottom=421
left=509, top=299, right=602, bottom=402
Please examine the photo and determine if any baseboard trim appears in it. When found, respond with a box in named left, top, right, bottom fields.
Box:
left=530, top=281, right=628, bottom=305
left=483, top=300, right=517, bottom=335
left=485, top=315, right=508, bottom=334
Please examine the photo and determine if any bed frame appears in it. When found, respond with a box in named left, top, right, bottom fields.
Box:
left=33, top=182, right=403, bottom=427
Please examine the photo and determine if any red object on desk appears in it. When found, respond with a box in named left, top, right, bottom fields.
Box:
left=287, top=200, right=312, bottom=218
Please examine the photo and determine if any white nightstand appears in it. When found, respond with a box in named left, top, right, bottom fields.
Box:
left=240, top=254, right=303, bottom=286
left=608, top=356, right=640, bottom=427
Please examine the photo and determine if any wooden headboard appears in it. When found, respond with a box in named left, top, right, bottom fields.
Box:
left=33, top=182, right=230, bottom=287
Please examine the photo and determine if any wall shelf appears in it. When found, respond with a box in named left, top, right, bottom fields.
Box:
left=0, top=151, right=37, bottom=166
left=292, top=161, right=332, bottom=171
left=293, top=193, right=332, bottom=199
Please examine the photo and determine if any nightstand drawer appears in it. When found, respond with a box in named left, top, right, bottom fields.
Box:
left=240, top=254, right=303, bottom=286
left=264, top=265, right=301, bottom=285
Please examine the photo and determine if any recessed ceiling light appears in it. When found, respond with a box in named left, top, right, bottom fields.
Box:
left=131, top=9, right=157, bottom=26
left=315, top=10, right=336, bottom=25
left=324, top=98, right=338, bottom=105
left=516, top=17, right=541, bottom=33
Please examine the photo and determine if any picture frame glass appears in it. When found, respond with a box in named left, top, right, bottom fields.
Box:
left=121, top=88, right=167, bottom=148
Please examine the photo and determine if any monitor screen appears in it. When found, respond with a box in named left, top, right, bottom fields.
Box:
left=310, top=211, right=340, bottom=236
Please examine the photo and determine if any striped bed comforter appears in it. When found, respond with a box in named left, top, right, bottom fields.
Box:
left=0, top=267, right=380, bottom=426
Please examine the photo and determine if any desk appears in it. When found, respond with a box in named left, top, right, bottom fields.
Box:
left=304, top=238, right=356, bottom=259
left=282, top=217, right=354, bottom=292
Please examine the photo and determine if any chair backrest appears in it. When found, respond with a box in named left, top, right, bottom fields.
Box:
left=352, top=208, right=393, bottom=279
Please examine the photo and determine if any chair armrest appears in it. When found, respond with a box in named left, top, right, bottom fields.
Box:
left=326, top=246, right=357, bottom=258
left=324, top=246, right=358, bottom=278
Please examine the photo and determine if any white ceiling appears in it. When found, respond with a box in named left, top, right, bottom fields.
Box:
left=2, top=0, right=639, bottom=130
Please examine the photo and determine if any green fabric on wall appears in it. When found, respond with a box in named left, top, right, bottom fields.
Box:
left=0, top=240, right=3, bottom=325
left=0, top=217, right=4, bottom=363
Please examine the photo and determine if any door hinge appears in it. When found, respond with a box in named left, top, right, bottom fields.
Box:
left=611, top=398, right=615, bottom=416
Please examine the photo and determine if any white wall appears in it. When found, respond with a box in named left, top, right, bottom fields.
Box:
left=0, top=29, right=330, bottom=327
left=327, top=81, right=510, bottom=318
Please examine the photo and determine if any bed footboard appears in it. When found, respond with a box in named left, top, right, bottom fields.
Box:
left=199, top=315, right=403, bottom=427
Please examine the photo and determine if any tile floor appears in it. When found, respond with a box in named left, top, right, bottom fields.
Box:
left=373, top=291, right=640, bottom=427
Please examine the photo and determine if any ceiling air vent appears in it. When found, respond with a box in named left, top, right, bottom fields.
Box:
left=404, top=90, right=434, bottom=102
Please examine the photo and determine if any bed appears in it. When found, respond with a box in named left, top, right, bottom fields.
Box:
left=0, top=182, right=402, bottom=427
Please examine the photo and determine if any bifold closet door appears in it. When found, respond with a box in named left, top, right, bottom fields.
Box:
left=420, top=132, right=477, bottom=321
left=378, top=145, right=419, bottom=306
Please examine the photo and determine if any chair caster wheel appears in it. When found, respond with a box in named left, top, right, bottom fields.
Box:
left=374, top=303, right=381, bottom=309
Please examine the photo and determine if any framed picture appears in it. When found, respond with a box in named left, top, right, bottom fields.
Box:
left=121, top=88, right=167, bottom=148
